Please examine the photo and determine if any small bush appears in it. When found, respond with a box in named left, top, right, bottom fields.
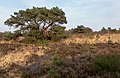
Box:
left=37, top=40, right=50, bottom=44
left=49, top=26, right=68, bottom=41
left=48, top=54, right=77, bottom=78
left=92, top=54, right=120, bottom=72
left=107, top=40, right=113, bottom=45
left=4, top=32, right=15, bottom=40
left=4, top=31, right=22, bottom=40
left=48, top=54, right=61, bottom=78
left=71, top=25, right=93, bottom=33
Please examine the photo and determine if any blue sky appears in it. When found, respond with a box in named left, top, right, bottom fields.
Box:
left=0, top=0, right=120, bottom=32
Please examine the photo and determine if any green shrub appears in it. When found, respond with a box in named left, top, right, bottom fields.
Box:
left=49, top=26, right=68, bottom=41
left=71, top=25, right=93, bottom=33
left=92, top=54, right=120, bottom=72
left=4, top=32, right=15, bottom=40
left=52, top=54, right=61, bottom=66
left=26, top=30, right=45, bottom=40
left=107, top=40, right=113, bottom=45
left=48, top=54, right=61, bottom=78
left=4, top=30, right=22, bottom=40
left=37, top=40, right=50, bottom=44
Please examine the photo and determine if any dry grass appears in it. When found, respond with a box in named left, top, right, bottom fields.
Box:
left=63, top=33, right=120, bottom=44
left=0, top=33, right=120, bottom=78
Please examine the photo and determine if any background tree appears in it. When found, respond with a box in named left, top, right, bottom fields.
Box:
left=118, top=28, right=120, bottom=33
left=100, top=27, right=108, bottom=33
left=111, top=28, right=117, bottom=33
left=4, top=6, right=67, bottom=40
left=108, top=27, right=112, bottom=32
left=71, top=25, right=93, bottom=33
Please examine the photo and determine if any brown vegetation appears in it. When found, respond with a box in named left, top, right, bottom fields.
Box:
left=0, top=33, right=120, bottom=78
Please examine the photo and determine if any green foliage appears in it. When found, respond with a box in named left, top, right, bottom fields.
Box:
left=71, top=25, right=93, bottom=33
left=48, top=54, right=61, bottom=78
left=4, top=6, right=67, bottom=41
left=119, top=28, right=120, bottom=32
left=84, top=27, right=93, bottom=33
left=22, top=36, right=50, bottom=44
left=108, top=27, right=117, bottom=33
left=52, top=54, right=61, bottom=66
left=108, top=27, right=112, bottom=32
left=22, top=37, right=37, bottom=44
left=4, top=30, right=22, bottom=41
left=25, top=30, right=44, bottom=40
left=92, top=54, right=120, bottom=72
left=37, top=40, right=50, bottom=44
left=49, top=26, right=67, bottom=41
left=100, top=27, right=108, bottom=33
left=111, top=28, right=117, bottom=33
left=4, top=32, right=15, bottom=40
left=100, top=27, right=119, bottom=33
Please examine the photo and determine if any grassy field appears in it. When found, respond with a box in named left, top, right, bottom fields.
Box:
left=0, top=33, right=120, bottom=78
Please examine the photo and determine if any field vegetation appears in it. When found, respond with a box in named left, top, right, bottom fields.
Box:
left=0, top=6, right=120, bottom=78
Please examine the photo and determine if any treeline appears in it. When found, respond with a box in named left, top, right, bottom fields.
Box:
left=100, top=27, right=120, bottom=33
left=3, top=6, right=120, bottom=43
left=3, top=25, right=120, bottom=42
left=68, top=25, right=120, bottom=34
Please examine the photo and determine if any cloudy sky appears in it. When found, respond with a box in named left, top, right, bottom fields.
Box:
left=0, top=0, right=120, bottom=32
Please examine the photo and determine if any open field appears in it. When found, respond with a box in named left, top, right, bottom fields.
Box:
left=0, top=33, right=120, bottom=78
left=1, top=1, right=120, bottom=78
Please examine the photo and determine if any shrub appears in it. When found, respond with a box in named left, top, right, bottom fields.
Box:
left=49, top=26, right=68, bottom=41
left=4, top=30, right=22, bottom=40
left=92, top=54, right=120, bottom=73
left=48, top=54, right=77, bottom=78
left=100, top=27, right=108, bottom=33
left=4, top=32, right=15, bottom=40
left=71, top=25, right=93, bottom=33
left=107, top=40, right=113, bottom=45
left=48, top=54, right=62, bottom=78
left=37, top=40, right=50, bottom=44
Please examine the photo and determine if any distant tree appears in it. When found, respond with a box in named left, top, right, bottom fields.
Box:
left=84, top=27, right=93, bottom=33
left=111, top=28, right=117, bottom=33
left=71, top=25, right=93, bottom=33
left=4, top=6, right=67, bottom=40
left=100, top=27, right=108, bottom=33
left=74, top=25, right=85, bottom=33
left=108, top=27, right=112, bottom=32
left=118, top=28, right=120, bottom=32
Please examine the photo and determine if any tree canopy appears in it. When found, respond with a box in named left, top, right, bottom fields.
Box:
left=71, top=25, right=93, bottom=33
left=4, top=6, right=67, bottom=39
